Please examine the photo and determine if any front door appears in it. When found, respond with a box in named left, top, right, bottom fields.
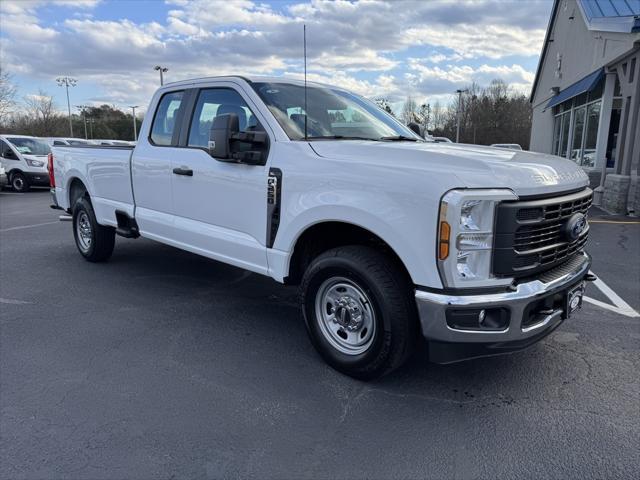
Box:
left=169, top=86, right=270, bottom=275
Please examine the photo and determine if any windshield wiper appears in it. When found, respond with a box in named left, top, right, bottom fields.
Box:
left=304, top=135, right=379, bottom=141
left=378, top=135, right=419, bottom=142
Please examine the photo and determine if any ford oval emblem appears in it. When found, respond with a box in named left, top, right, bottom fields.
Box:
left=564, top=213, right=587, bottom=242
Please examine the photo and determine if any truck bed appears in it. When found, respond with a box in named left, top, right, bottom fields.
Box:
left=52, top=144, right=136, bottom=227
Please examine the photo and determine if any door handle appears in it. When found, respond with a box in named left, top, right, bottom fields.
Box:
left=173, top=167, right=193, bottom=176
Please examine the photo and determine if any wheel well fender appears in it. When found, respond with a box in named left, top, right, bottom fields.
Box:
left=67, top=177, right=89, bottom=207
left=283, top=218, right=416, bottom=286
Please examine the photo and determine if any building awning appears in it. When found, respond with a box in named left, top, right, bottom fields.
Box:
left=546, top=68, right=604, bottom=109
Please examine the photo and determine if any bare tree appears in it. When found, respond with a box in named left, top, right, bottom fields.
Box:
left=431, top=101, right=445, bottom=132
left=401, top=96, right=418, bottom=125
left=23, top=90, right=60, bottom=136
left=0, top=69, right=17, bottom=124
left=417, top=103, right=431, bottom=133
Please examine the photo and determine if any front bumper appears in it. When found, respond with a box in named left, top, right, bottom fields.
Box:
left=24, top=171, right=50, bottom=186
left=415, top=252, right=592, bottom=363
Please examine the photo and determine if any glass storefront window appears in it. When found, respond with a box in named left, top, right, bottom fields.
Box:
left=571, top=106, right=586, bottom=162
left=582, top=101, right=600, bottom=168
left=553, top=115, right=562, bottom=155
left=560, top=112, right=570, bottom=158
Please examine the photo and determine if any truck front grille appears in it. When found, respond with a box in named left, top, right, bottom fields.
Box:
left=493, top=188, right=592, bottom=278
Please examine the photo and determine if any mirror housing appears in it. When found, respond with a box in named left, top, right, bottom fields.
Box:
left=407, top=122, right=422, bottom=137
left=209, top=113, right=268, bottom=165
left=209, top=113, right=239, bottom=159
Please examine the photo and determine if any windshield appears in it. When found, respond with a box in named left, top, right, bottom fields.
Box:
left=7, top=137, right=51, bottom=155
left=251, top=82, right=423, bottom=141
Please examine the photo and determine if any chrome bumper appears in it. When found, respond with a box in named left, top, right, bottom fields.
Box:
left=415, top=252, right=592, bottom=362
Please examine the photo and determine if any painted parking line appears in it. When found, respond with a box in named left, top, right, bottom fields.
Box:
left=0, top=221, right=60, bottom=233
left=589, top=220, right=640, bottom=225
left=584, top=271, right=640, bottom=318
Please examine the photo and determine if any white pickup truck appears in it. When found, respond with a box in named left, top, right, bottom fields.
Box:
left=50, top=76, right=594, bottom=379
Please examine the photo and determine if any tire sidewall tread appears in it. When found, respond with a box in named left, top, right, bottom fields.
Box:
left=72, top=197, right=115, bottom=262
left=301, top=245, right=417, bottom=380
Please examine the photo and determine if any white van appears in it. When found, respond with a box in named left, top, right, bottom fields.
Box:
left=0, top=134, right=51, bottom=192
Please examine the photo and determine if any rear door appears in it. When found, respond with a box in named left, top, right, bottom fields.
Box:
left=168, top=84, right=271, bottom=275
left=131, top=89, right=186, bottom=239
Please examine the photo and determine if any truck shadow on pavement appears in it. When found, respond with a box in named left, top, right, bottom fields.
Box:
left=101, top=238, right=552, bottom=402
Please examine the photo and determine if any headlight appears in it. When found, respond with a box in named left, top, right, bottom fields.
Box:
left=437, top=188, right=517, bottom=288
left=26, top=159, right=45, bottom=167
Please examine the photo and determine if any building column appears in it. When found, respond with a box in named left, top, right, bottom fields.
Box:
left=593, top=72, right=617, bottom=204
left=595, top=72, right=616, bottom=174
left=603, top=51, right=639, bottom=214
left=620, top=56, right=639, bottom=176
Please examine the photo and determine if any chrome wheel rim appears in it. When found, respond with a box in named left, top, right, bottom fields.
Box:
left=314, top=277, right=376, bottom=355
left=76, top=211, right=92, bottom=252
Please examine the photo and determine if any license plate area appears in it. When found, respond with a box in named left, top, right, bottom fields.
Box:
left=564, top=281, right=585, bottom=319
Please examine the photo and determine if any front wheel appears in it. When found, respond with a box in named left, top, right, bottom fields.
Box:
left=301, top=246, right=418, bottom=380
left=72, top=197, right=115, bottom=262
left=11, top=172, right=29, bottom=192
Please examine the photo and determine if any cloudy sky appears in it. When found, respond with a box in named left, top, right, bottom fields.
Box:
left=0, top=0, right=553, bottom=114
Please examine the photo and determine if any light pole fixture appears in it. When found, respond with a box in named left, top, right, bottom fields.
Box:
left=57, top=76, right=77, bottom=137
left=76, top=105, right=89, bottom=139
left=154, top=65, right=168, bottom=86
left=129, top=105, right=140, bottom=141
left=455, top=88, right=468, bottom=143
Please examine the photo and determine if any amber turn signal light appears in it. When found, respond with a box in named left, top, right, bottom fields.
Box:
left=439, top=221, right=450, bottom=260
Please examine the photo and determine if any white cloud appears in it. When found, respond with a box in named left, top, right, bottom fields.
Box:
left=0, top=0, right=548, bottom=109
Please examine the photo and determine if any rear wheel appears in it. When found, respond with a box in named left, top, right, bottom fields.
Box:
left=11, top=172, right=29, bottom=192
left=301, top=246, right=417, bottom=380
left=72, top=197, right=115, bottom=262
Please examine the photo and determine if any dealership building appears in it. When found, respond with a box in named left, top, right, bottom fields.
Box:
left=530, top=0, right=639, bottom=214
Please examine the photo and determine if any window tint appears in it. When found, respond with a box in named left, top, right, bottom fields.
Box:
left=251, top=82, right=420, bottom=141
left=188, top=88, right=261, bottom=148
left=7, top=137, right=50, bottom=155
left=0, top=140, right=11, bottom=157
left=151, top=91, right=184, bottom=146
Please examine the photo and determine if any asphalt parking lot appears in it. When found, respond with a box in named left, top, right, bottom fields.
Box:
left=1, top=189, right=639, bottom=479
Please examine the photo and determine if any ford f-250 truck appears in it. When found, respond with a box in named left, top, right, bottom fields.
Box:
left=50, top=76, right=594, bottom=379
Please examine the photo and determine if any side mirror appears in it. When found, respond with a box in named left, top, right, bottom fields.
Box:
left=209, top=113, right=268, bottom=165
left=407, top=122, right=422, bottom=137
left=209, top=113, right=239, bottom=159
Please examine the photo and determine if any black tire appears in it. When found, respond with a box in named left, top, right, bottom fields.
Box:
left=301, top=246, right=418, bottom=380
left=10, top=172, right=30, bottom=192
left=72, top=196, right=115, bottom=262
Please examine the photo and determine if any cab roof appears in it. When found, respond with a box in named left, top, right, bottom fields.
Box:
left=162, top=75, right=338, bottom=91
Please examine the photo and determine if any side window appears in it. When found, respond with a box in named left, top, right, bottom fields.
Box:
left=187, top=88, right=261, bottom=148
left=0, top=140, right=13, bottom=159
left=150, top=90, right=184, bottom=146
left=53, top=141, right=66, bottom=146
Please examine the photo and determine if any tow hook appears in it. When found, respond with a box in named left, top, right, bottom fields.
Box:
left=585, top=273, right=597, bottom=282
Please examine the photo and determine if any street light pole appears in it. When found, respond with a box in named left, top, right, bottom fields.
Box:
left=154, top=65, right=168, bottom=86
left=76, top=105, right=88, bottom=139
left=56, top=76, right=77, bottom=137
left=129, top=106, right=140, bottom=141
left=455, top=88, right=468, bottom=143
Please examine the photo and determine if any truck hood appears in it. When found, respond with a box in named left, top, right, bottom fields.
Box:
left=310, top=141, right=589, bottom=197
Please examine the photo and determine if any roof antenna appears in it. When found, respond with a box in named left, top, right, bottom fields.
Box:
left=304, top=23, right=308, bottom=141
